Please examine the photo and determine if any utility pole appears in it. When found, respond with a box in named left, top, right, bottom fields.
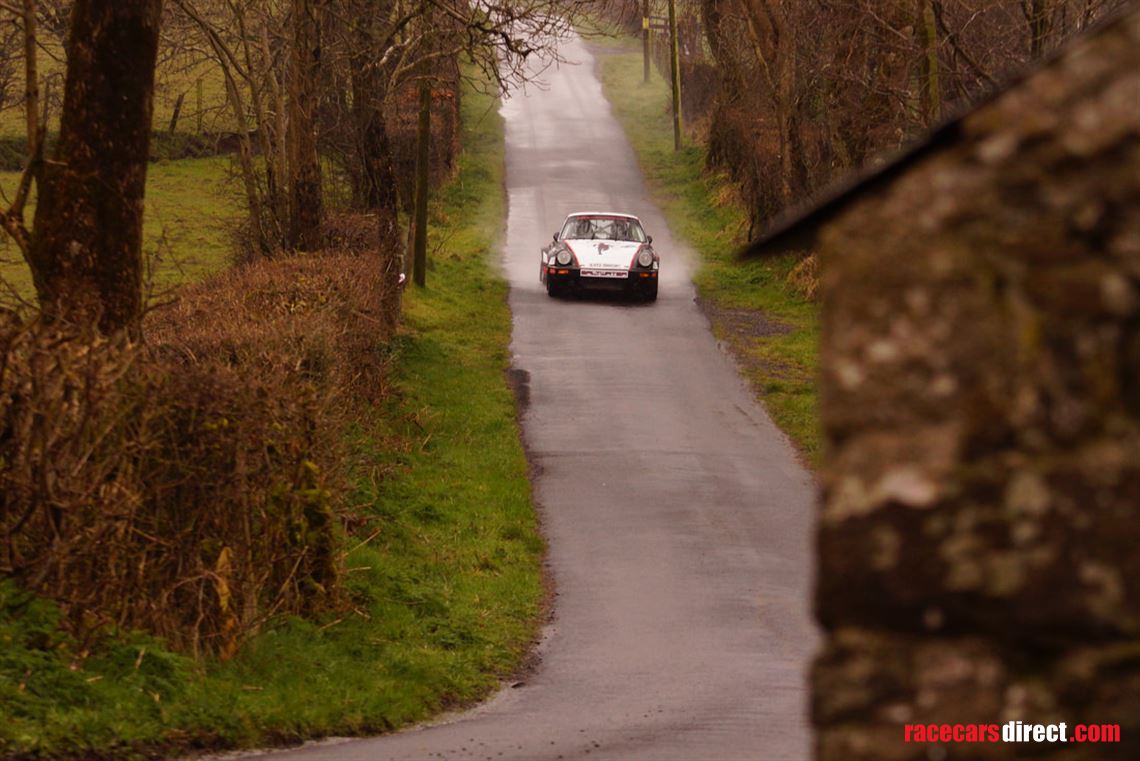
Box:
left=667, top=0, right=682, bottom=150
left=642, top=0, right=650, bottom=83
left=411, top=75, right=430, bottom=287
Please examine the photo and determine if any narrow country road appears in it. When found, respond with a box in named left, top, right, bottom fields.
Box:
left=256, top=33, right=818, bottom=761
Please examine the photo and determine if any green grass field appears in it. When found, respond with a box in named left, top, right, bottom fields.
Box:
left=1, top=79, right=543, bottom=758
left=0, top=46, right=232, bottom=140
left=0, top=44, right=239, bottom=299
left=0, top=157, right=244, bottom=299
left=591, top=32, right=822, bottom=464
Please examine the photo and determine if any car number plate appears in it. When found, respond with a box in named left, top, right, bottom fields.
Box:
left=580, top=269, right=628, bottom=279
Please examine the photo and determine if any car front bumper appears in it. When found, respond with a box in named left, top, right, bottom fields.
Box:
left=544, top=266, right=658, bottom=290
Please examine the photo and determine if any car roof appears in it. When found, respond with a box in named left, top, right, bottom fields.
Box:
left=565, top=212, right=641, bottom=221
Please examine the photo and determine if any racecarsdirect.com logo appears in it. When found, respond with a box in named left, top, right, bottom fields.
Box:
left=904, top=721, right=1121, bottom=745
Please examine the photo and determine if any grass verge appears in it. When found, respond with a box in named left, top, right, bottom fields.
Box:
left=0, top=81, right=543, bottom=759
left=590, top=35, right=822, bottom=464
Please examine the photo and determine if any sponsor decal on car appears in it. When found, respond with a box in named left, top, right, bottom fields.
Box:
left=580, top=269, right=629, bottom=279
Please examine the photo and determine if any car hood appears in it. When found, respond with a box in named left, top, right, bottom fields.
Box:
left=564, top=240, right=642, bottom=269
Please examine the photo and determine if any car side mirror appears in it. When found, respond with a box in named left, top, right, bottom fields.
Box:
left=553, top=232, right=559, bottom=242
left=647, top=235, right=653, bottom=244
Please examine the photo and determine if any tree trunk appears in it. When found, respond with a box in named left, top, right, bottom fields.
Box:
left=918, top=0, right=941, bottom=125
left=351, top=56, right=402, bottom=263
left=1027, top=0, right=1052, bottom=57
left=26, top=0, right=164, bottom=334
left=773, top=5, right=804, bottom=204
left=260, top=22, right=290, bottom=244
left=22, top=0, right=39, bottom=160
left=219, top=66, right=270, bottom=257
left=288, top=0, right=324, bottom=252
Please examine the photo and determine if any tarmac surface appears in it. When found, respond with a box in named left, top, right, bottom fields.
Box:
left=247, top=32, right=818, bottom=761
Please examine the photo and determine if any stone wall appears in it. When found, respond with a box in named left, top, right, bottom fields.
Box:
left=813, top=9, right=1140, bottom=760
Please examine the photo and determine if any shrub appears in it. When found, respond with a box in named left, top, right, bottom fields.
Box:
left=786, top=253, right=819, bottom=301
left=0, top=248, right=399, bottom=656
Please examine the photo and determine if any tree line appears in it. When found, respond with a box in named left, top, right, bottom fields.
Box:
left=6, top=0, right=1128, bottom=327
left=607, top=0, right=1128, bottom=233
left=0, top=0, right=586, bottom=334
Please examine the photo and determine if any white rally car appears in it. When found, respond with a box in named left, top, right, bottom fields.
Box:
left=540, top=212, right=659, bottom=301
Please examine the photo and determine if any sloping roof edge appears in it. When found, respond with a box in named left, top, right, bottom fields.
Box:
left=738, top=1, right=1138, bottom=258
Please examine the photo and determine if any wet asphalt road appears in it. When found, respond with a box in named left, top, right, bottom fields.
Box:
left=253, top=33, right=817, bottom=761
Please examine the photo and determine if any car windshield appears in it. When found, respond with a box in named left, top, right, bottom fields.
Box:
left=560, top=216, right=646, bottom=242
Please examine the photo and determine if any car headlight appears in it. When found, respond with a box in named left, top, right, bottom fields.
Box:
left=636, top=249, right=654, bottom=268
left=555, top=249, right=573, bottom=266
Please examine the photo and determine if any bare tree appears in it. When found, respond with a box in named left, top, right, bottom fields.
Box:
left=0, top=0, right=44, bottom=257
left=345, top=0, right=402, bottom=258
left=170, top=0, right=592, bottom=278
left=288, top=0, right=324, bottom=250
left=388, top=0, right=592, bottom=284
left=0, top=14, right=23, bottom=117
left=410, top=44, right=430, bottom=287
left=693, top=0, right=1132, bottom=230
left=171, top=0, right=289, bottom=255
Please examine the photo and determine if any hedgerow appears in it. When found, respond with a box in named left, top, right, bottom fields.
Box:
left=0, top=238, right=400, bottom=657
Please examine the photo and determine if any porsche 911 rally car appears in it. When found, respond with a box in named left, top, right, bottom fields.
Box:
left=540, top=212, right=659, bottom=301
